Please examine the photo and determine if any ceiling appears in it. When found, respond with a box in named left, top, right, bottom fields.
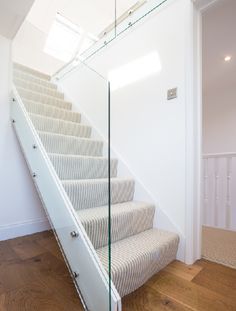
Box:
left=0, top=0, right=35, bottom=39
left=202, top=0, right=236, bottom=92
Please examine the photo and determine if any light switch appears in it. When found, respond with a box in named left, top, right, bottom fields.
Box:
left=167, top=88, right=177, bottom=100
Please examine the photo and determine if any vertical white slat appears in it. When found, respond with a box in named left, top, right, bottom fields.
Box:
left=226, top=157, right=232, bottom=229
left=218, top=157, right=227, bottom=228
left=207, top=158, right=215, bottom=227
left=214, top=157, right=219, bottom=227
left=203, top=158, right=209, bottom=225
left=231, top=157, right=236, bottom=230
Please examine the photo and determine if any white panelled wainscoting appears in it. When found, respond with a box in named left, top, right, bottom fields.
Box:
left=203, top=153, right=236, bottom=231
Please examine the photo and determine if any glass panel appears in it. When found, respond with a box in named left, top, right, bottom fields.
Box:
left=77, top=0, right=169, bottom=61
left=11, top=58, right=116, bottom=310
left=12, top=0, right=120, bottom=308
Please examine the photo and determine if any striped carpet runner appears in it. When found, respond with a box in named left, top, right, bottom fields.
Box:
left=13, top=63, right=179, bottom=298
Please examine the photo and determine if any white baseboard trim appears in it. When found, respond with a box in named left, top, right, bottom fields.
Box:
left=0, top=218, right=51, bottom=241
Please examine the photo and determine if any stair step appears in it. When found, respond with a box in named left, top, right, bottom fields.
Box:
left=97, top=228, right=179, bottom=297
left=17, top=87, right=72, bottom=110
left=78, top=201, right=155, bottom=249
left=30, top=113, right=91, bottom=138
left=62, top=178, right=135, bottom=210
left=14, top=63, right=50, bottom=81
left=23, top=99, right=81, bottom=123
left=49, top=154, right=118, bottom=180
left=39, top=132, right=103, bottom=156
left=14, top=69, right=57, bottom=90
left=14, top=77, right=64, bottom=99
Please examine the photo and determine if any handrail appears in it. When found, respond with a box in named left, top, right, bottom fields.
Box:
left=53, top=0, right=169, bottom=81
left=203, top=152, right=236, bottom=158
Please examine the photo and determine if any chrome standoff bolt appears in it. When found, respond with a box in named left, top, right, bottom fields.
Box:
left=73, top=271, right=79, bottom=279
left=70, top=231, right=79, bottom=238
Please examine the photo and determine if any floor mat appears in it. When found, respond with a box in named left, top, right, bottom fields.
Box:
left=202, top=226, right=236, bottom=269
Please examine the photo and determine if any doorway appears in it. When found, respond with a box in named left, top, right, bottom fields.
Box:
left=201, top=0, right=236, bottom=268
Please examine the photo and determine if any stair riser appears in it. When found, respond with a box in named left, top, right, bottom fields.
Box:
left=97, top=230, right=179, bottom=297
left=30, top=114, right=91, bottom=138
left=113, top=237, right=178, bottom=297
left=14, top=69, right=57, bottom=90
left=17, top=88, right=72, bottom=110
left=50, top=155, right=118, bottom=180
left=24, top=100, right=81, bottom=123
left=81, top=206, right=155, bottom=249
left=63, top=179, right=135, bottom=210
left=39, top=132, right=103, bottom=157
left=14, top=78, right=64, bottom=99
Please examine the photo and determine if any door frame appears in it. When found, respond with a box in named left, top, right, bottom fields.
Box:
left=187, top=0, right=222, bottom=264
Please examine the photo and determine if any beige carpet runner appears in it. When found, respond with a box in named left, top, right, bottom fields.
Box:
left=13, top=63, right=179, bottom=297
left=202, top=226, right=236, bottom=269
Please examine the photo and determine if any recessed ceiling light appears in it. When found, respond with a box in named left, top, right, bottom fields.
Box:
left=224, top=56, right=232, bottom=62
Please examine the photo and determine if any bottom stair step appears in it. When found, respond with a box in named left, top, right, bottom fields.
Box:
left=97, top=228, right=179, bottom=297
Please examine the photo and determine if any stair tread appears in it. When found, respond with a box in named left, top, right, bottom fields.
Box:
left=14, top=77, right=64, bottom=99
left=49, top=153, right=118, bottom=179
left=30, top=113, right=91, bottom=138
left=23, top=99, right=73, bottom=113
left=97, top=228, right=179, bottom=297
left=78, top=201, right=154, bottom=220
left=14, top=63, right=51, bottom=80
left=38, top=131, right=101, bottom=143
left=17, top=87, right=70, bottom=104
left=29, top=112, right=85, bottom=126
left=14, top=69, right=57, bottom=89
left=23, top=99, right=81, bottom=123
left=20, top=96, right=70, bottom=110
left=48, top=153, right=112, bottom=160
left=62, top=178, right=135, bottom=210
left=62, top=177, right=134, bottom=184
left=38, top=131, right=103, bottom=157
left=78, top=201, right=155, bottom=249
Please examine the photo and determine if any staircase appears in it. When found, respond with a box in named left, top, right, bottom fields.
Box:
left=12, top=63, right=179, bottom=309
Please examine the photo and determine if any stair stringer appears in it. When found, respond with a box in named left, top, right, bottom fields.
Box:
left=11, top=85, right=121, bottom=311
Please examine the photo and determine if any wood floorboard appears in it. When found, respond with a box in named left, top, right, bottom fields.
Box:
left=147, top=270, right=236, bottom=311
left=0, top=231, right=236, bottom=311
left=192, top=260, right=236, bottom=302
left=163, top=260, right=203, bottom=281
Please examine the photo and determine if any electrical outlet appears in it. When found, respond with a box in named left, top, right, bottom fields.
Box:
left=167, top=88, right=177, bottom=100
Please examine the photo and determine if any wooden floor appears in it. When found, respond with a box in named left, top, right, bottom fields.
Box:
left=0, top=231, right=236, bottom=311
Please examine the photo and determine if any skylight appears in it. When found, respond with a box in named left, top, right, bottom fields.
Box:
left=108, top=52, right=162, bottom=91
left=44, top=13, right=82, bottom=63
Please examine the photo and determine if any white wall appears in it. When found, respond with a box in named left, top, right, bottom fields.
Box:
left=13, top=20, right=64, bottom=76
left=203, top=82, right=236, bottom=154
left=0, top=34, right=49, bottom=241
left=202, top=0, right=236, bottom=154
left=58, top=0, right=197, bottom=262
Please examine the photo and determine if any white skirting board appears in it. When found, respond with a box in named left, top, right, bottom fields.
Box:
left=0, top=217, right=50, bottom=241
